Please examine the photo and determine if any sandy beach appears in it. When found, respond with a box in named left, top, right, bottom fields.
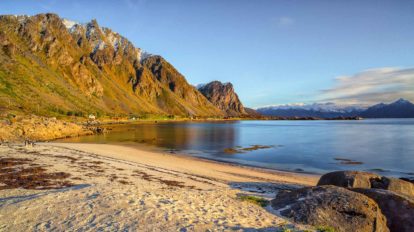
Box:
left=0, top=142, right=318, bottom=231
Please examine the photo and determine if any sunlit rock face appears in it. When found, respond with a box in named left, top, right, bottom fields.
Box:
left=198, top=81, right=247, bottom=117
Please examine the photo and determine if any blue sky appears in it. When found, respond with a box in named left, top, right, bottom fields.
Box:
left=1, top=0, right=413, bottom=107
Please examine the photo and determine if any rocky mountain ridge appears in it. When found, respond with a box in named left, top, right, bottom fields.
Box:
left=360, top=98, right=414, bottom=118
left=0, top=13, right=228, bottom=118
left=197, top=81, right=247, bottom=117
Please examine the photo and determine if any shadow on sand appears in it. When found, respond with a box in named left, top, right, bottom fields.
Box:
left=0, top=184, right=90, bottom=207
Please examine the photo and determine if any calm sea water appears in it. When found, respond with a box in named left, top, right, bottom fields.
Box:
left=60, top=119, right=414, bottom=177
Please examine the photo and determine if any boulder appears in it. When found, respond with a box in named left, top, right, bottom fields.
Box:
left=317, top=171, right=381, bottom=188
left=318, top=171, right=414, bottom=197
left=271, top=185, right=389, bottom=232
left=352, top=188, right=414, bottom=232
left=371, top=177, right=414, bottom=197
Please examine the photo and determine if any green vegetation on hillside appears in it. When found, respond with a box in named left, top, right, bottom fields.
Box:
left=0, top=14, right=225, bottom=118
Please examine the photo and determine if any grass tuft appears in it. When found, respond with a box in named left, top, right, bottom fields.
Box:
left=316, top=225, right=335, bottom=232
left=238, top=195, right=269, bottom=207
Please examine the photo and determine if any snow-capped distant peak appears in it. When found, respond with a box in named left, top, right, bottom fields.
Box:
left=259, top=103, right=305, bottom=109
left=370, top=99, right=413, bottom=109
left=393, top=98, right=411, bottom=105
left=257, top=102, right=366, bottom=113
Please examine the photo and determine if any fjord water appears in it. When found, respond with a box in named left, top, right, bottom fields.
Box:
left=61, top=119, right=414, bottom=176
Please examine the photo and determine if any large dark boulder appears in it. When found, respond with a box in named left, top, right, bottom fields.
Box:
left=317, top=171, right=381, bottom=188
left=371, top=176, right=414, bottom=197
left=271, top=185, right=389, bottom=232
left=352, top=188, right=414, bottom=232
left=318, top=171, right=414, bottom=197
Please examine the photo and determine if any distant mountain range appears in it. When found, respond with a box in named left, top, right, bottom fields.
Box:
left=256, top=99, right=414, bottom=118
left=360, top=98, right=414, bottom=118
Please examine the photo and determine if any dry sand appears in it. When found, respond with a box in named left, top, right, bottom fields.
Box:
left=0, top=142, right=318, bottom=231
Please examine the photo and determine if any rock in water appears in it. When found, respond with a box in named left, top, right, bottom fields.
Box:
left=352, top=188, right=414, bottom=232
left=271, top=185, right=389, bottom=232
left=317, top=171, right=381, bottom=188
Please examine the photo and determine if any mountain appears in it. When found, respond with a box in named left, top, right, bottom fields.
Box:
left=244, top=107, right=262, bottom=118
left=0, top=14, right=224, bottom=117
left=197, top=81, right=247, bottom=117
left=256, top=99, right=414, bottom=118
left=360, top=98, right=414, bottom=118
left=256, top=103, right=364, bottom=118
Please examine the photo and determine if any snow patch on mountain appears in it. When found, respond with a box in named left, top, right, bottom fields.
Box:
left=196, top=83, right=207, bottom=89
left=139, top=51, right=153, bottom=62
left=62, top=19, right=78, bottom=29
left=12, top=14, right=29, bottom=23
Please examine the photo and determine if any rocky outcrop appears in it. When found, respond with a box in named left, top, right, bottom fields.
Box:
left=371, top=176, right=414, bottom=197
left=0, top=115, right=93, bottom=142
left=318, top=171, right=414, bottom=197
left=198, top=81, right=247, bottom=117
left=0, top=13, right=223, bottom=117
left=271, top=185, right=389, bottom=232
left=353, top=188, right=414, bottom=232
left=317, top=171, right=381, bottom=188
left=315, top=171, right=414, bottom=231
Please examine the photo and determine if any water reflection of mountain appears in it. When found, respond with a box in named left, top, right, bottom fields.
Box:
left=116, top=122, right=239, bottom=154
left=58, top=120, right=414, bottom=175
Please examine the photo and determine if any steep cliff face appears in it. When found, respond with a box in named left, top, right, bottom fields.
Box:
left=0, top=13, right=223, bottom=117
left=198, top=81, right=247, bottom=117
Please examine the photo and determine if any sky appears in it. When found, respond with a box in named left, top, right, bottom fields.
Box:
left=1, top=0, right=413, bottom=107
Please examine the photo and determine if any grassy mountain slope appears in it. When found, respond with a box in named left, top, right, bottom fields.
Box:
left=0, top=14, right=223, bottom=118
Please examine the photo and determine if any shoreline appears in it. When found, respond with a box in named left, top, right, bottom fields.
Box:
left=47, top=142, right=318, bottom=186
left=122, top=144, right=322, bottom=177
left=0, top=114, right=362, bottom=144
left=0, top=141, right=317, bottom=231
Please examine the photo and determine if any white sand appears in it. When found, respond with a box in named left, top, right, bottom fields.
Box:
left=0, top=143, right=318, bottom=231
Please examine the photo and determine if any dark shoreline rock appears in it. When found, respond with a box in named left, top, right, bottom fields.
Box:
left=371, top=176, right=414, bottom=197
left=271, top=185, right=389, bottom=232
left=318, top=171, right=414, bottom=197
left=315, top=170, right=414, bottom=231
left=352, top=188, right=414, bottom=232
left=317, top=171, right=380, bottom=188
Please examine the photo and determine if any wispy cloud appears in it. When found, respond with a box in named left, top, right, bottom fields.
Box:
left=124, top=0, right=148, bottom=9
left=318, top=67, right=414, bottom=106
left=273, top=16, right=295, bottom=27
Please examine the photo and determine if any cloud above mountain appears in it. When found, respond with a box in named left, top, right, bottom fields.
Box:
left=319, top=67, right=414, bottom=106
left=272, top=16, right=295, bottom=27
